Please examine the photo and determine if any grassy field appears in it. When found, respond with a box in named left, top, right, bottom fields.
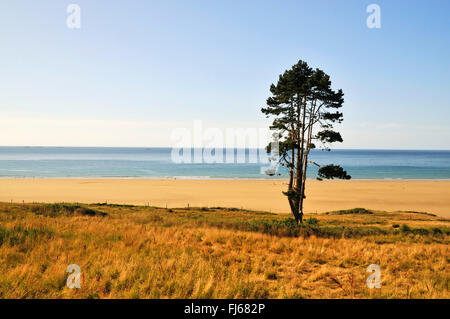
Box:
left=0, top=202, right=448, bottom=299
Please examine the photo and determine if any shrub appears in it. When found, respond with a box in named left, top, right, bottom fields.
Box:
left=240, top=218, right=300, bottom=237
left=431, top=227, right=443, bottom=235
left=411, top=228, right=429, bottom=236
left=400, top=224, right=411, bottom=232
left=265, top=271, right=277, bottom=280
left=29, top=203, right=106, bottom=217
left=91, top=203, right=134, bottom=207
left=305, top=217, right=319, bottom=225
left=328, top=208, right=373, bottom=215
left=74, top=207, right=106, bottom=217
left=404, top=211, right=436, bottom=217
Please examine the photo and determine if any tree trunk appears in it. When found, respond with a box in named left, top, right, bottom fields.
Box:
left=287, top=109, right=300, bottom=223
left=298, top=104, right=315, bottom=223
left=294, top=96, right=307, bottom=223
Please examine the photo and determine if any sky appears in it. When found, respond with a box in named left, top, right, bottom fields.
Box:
left=0, top=0, right=449, bottom=149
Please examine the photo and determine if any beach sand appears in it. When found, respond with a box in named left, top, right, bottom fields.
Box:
left=0, top=179, right=449, bottom=217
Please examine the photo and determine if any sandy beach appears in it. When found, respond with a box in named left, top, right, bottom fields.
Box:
left=0, top=179, right=449, bottom=217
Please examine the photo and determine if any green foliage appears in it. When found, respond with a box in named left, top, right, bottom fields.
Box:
left=0, top=225, right=54, bottom=246
left=305, top=217, right=319, bottom=225
left=91, top=202, right=135, bottom=207
left=431, top=227, right=443, bottom=235
left=404, top=211, right=436, bottom=217
left=400, top=224, right=412, bottom=232
left=265, top=271, right=277, bottom=280
left=282, top=188, right=299, bottom=199
left=261, top=59, right=351, bottom=220
left=318, top=164, right=351, bottom=180
left=316, top=130, right=343, bottom=143
left=242, top=218, right=300, bottom=237
left=399, top=224, right=448, bottom=236
left=327, top=208, right=373, bottom=215
left=29, top=203, right=106, bottom=217
left=261, top=60, right=348, bottom=179
left=411, top=228, right=430, bottom=236
left=314, top=226, right=389, bottom=238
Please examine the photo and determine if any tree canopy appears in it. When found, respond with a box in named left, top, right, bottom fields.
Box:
left=262, top=60, right=351, bottom=223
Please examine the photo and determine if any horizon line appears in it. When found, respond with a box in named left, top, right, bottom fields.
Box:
left=0, top=146, right=449, bottom=151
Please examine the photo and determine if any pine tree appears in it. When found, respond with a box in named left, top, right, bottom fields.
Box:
left=262, top=60, right=351, bottom=224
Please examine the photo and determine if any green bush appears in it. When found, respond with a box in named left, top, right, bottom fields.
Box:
left=400, top=224, right=411, bottom=232
left=411, top=228, right=429, bottom=235
left=305, top=217, right=319, bottom=225
left=431, top=227, right=443, bottom=235
left=328, top=208, right=373, bottom=215
left=236, top=218, right=300, bottom=237
left=265, top=271, right=277, bottom=280
left=29, top=203, right=106, bottom=217
left=91, top=203, right=134, bottom=207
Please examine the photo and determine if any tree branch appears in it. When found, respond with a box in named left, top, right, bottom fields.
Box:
left=307, top=160, right=322, bottom=168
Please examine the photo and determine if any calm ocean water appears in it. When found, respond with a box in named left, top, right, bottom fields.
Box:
left=0, top=147, right=449, bottom=179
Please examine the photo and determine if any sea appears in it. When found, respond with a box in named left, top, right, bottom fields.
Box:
left=0, top=147, right=449, bottom=180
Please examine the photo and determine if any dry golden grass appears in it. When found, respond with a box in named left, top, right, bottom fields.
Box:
left=0, top=202, right=448, bottom=299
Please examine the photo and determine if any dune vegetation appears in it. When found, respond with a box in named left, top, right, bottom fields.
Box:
left=0, top=202, right=448, bottom=299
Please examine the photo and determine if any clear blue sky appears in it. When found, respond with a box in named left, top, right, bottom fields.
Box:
left=0, top=0, right=449, bottom=148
